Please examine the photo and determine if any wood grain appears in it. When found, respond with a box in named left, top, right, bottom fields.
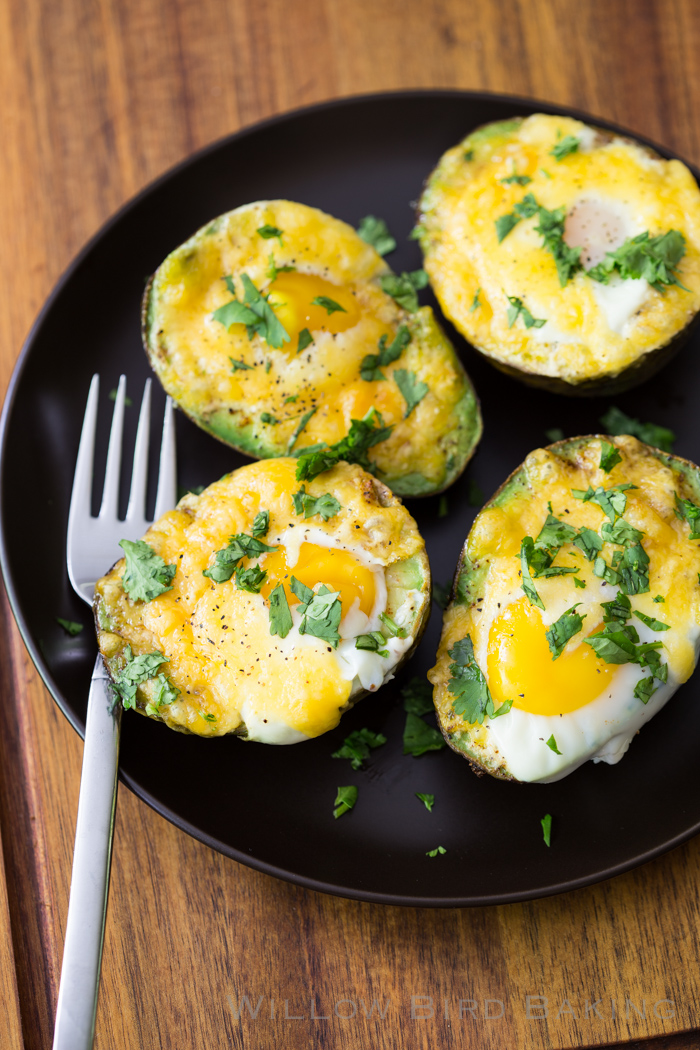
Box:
left=3, top=1, right=700, bottom=1048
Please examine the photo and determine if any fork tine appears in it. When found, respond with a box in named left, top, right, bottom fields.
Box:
left=68, top=374, right=100, bottom=524
left=99, top=375, right=127, bottom=519
left=125, top=380, right=151, bottom=523
left=154, top=397, right=177, bottom=519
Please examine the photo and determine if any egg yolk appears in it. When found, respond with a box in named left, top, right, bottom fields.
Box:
left=260, top=542, right=376, bottom=617
left=265, top=272, right=360, bottom=342
left=486, top=596, right=614, bottom=715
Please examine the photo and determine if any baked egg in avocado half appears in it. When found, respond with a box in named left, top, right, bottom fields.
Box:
left=143, top=200, right=482, bottom=497
left=94, top=458, right=430, bottom=742
left=417, top=113, right=700, bottom=395
left=428, top=435, right=700, bottom=782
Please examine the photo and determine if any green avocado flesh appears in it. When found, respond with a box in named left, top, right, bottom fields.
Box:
left=143, top=200, right=482, bottom=497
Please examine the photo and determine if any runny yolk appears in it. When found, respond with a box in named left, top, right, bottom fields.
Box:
left=266, top=272, right=360, bottom=342
left=260, top=542, right=376, bottom=617
left=486, top=596, right=615, bottom=716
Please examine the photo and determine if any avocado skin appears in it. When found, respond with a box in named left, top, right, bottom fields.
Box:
left=142, top=275, right=482, bottom=498
left=435, top=435, right=700, bottom=778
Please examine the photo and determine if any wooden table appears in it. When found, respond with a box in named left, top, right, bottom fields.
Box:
left=2, top=1, right=700, bottom=1047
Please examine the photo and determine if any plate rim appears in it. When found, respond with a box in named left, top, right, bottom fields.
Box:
left=2, top=87, right=699, bottom=907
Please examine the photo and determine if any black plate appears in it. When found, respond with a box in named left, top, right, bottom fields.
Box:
left=2, top=90, right=700, bottom=907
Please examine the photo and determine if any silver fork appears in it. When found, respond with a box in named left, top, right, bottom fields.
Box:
left=53, top=374, right=176, bottom=1050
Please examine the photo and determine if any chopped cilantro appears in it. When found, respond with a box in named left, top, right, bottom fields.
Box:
left=56, top=617, right=83, bottom=636
left=177, top=483, right=205, bottom=500
left=550, top=135, right=580, bottom=161
left=332, top=727, right=387, bottom=769
left=119, top=539, right=176, bottom=602
left=501, top=172, right=532, bottom=185
left=675, top=493, right=700, bottom=539
left=448, top=635, right=512, bottom=724
left=378, top=612, right=406, bottom=638
left=356, top=215, right=396, bottom=256
left=464, top=149, right=474, bottom=161
left=601, top=592, right=631, bottom=623
left=599, top=406, right=675, bottom=453
left=573, top=526, right=602, bottom=561
left=545, top=427, right=564, bottom=442
left=379, top=270, right=429, bottom=313
left=284, top=395, right=298, bottom=405
left=540, top=168, right=552, bottom=179
left=292, top=486, right=341, bottom=521
left=213, top=273, right=290, bottom=349
left=112, top=647, right=173, bottom=711
left=585, top=624, right=662, bottom=667
left=297, top=328, right=313, bottom=353
left=145, top=672, right=180, bottom=716
left=634, top=609, right=670, bottom=632
left=496, top=193, right=581, bottom=285
left=426, top=846, right=447, bottom=857
left=599, top=441, right=622, bottom=474
left=230, top=357, right=254, bottom=372
left=634, top=675, right=659, bottom=705
left=469, top=287, right=481, bottom=312
left=408, top=224, right=424, bottom=240
left=402, top=677, right=433, bottom=716
left=496, top=213, right=520, bottom=242
left=572, top=483, right=636, bottom=523
left=197, top=710, right=217, bottom=724
left=545, top=604, right=586, bottom=660
left=355, top=632, right=389, bottom=658
left=203, top=533, right=276, bottom=583
left=294, top=581, right=342, bottom=647
left=653, top=594, right=665, bottom=603
left=545, top=734, right=562, bottom=755
left=593, top=555, right=620, bottom=587
left=333, top=785, right=357, bottom=819
left=257, top=224, right=283, bottom=241
left=520, top=537, right=544, bottom=609
left=394, top=369, right=429, bottom=417
left=251, top=510, right=270, bottom=537
left=541, top=814, right=552, bottom=847
left=312, top=296, right=346, bottom=315
left=268, top=583, right=293, bottom=638
left=403, top=713, right=445, bottom=757
left=416, top=793, right=435, bottom=812
left=574, top=577, right=586, bottom=589
left=360, top=325, right=411, bottom=381
left=295, top=408, right=393, bottom=481
left=506, top=295, right=546, bottom=329
left=287, top=406, right=318, bottom=452
left=265, top=360, right=272, bottom=373
left=235, top=564, right=266, bottom=593
left=588, top=230, right=688, bottom=291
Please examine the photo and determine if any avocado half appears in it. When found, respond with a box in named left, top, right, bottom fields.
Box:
left=94, top=459, right=431, bottom=742
left=418, top=114, right=700, bottom=397
left=142, top=200, right=482, bottom=497
left=428, top=434, right=700, bottom=782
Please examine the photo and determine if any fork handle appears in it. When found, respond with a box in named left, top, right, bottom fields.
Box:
left=53, top=655, right=122, bottom=1050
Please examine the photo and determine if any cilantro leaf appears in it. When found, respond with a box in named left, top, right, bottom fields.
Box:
left=574, top=577, right=586, bottom=589
left=257, top=224, right=283, bottom=241
left=535, top=512, right=578, bottom=552
left=546, top=734, right=562, bottom=755
left=520, top=537, right=544, bottom=609
left=599, top=440, right=622, bottom=473
left=599, top=406, right=675, bottom=453
left=601, top=592, right=631, bottom=623
left=290, top=576, right=314, bottom=606
left=239, top=273, right=291, bottom=348
left=112, top=647, right=172, bottom=711
left=287, top=406, right=318, bottom=452
left=573, top=483, right=636, bottom=523
left=292, top=486, right=341, bottom=521
left=534, top=203, right=582, bottom=286
left=333, top=785, right=358, bottom=819
left=447, top=635, right=511, bottom=724
left=213, top=299, right=259, bottom=329
left=416, top=793, right=435, bottom=811
left=312, top=296, right=346, bottom=315
left=634, top=675, right=659, bottom=704
left=360, top=325, right=411, bottom=381
left=251, top=510, right=270, bottom=537
left=297, top=328, right=313, bottom=353
left=469, top=288, right=482, bottom=313
left=506, top=295, right=546, bottom=329
left=541, top=814, right=552, bottom=847
left=550, top=135, right=580, bottom=161
left=296, top=585, right=342, bottom=647
left=675, top=493, right=700, bottom=539
left=354, top=632, right=389, bottom=658
left=496, top=213, right=520, bottom=243
left=401, top=677, right=433, bottom=716
left=145, top=672, right=180, bottom=716
left=587, top=230, right=688, bottom=291
left=545, top=604, right=586, bottom=659
left=573, top=526, right=603, bottom=561
left=633, top=609, right=670, bottom=632
left=265, top=254, right=295, bottom=281
left=585, top=625, right=662, bottom=665
left=378, top=612, right=406, bottom=638
left=268, top=583, right=293, bottom=638
left=617, top=542, right=650, bottom=595
left=332, top=727, right=387, bottom=770
left=203, top=533, right=277, bottom=583
left=653, top=594, right=665, bottom=603
left=356, top=215, right=396, bottom=256
left=403, top=712, right=446, bottom=757
left=260, top=412, right=279, bottom=425
left=394, top=369, right=429, bottom=417
left=57, top=617, right=83, bottom=636
left=600, top=519, right=644, bottom=546
left=119, top=539, right=176, bottom=602
left=230, top=357, right=254, bottom=372
left=235, top=564, right=267, bottom=594
left=426, top=846, right=447, bottom=857
left=295, top=408, right=393, bottom=482
left=501, top=172, right=532, bottom=185
left=379, top=270, right=429, bottom=312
